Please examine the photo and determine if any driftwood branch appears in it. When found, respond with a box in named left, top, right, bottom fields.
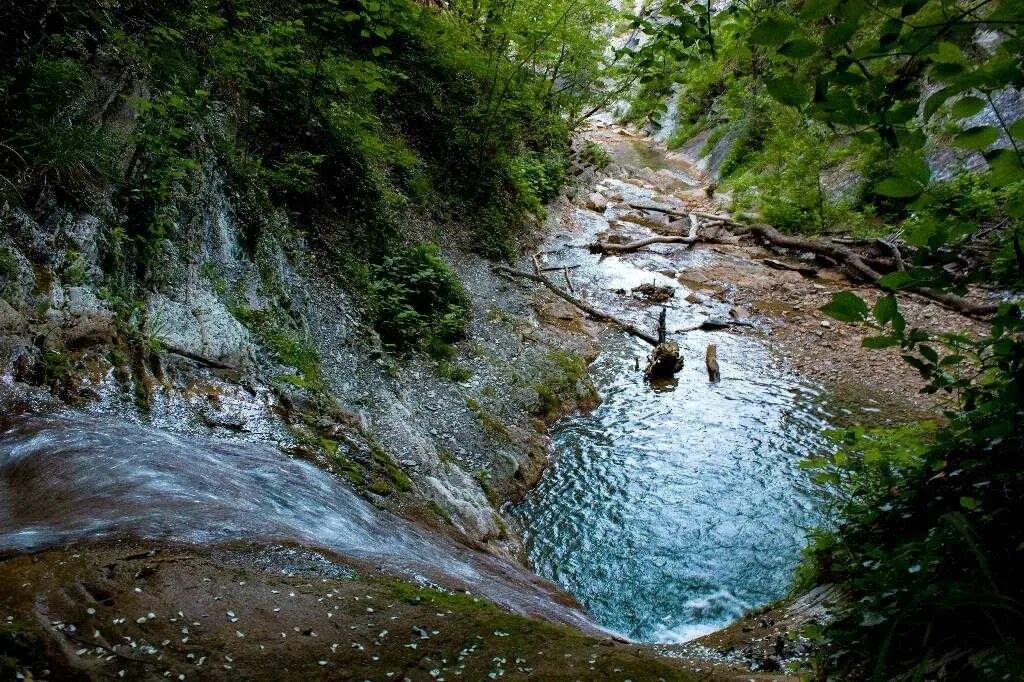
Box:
left=494, top=265, right=659, bottom=345
left=590, top=232, right=738, bottom=254
left=591, top=235, right=698, bottom=254
left=594, top=204, right=996, bottom=318
left=763, top=258, right=818, bottom=278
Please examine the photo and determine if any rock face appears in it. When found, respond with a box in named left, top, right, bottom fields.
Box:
left=45, top=286, right=116, bottom=349
left=0, top=169, right=600, bottom=554
left=147, top=287, right=251, bottom=369
left=644, top=341, right=684, bottom=380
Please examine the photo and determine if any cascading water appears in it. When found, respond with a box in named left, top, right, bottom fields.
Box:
left=0, top=414, right=596, bottom=632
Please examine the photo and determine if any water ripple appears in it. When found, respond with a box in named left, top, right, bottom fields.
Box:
left=513, top=331, right=834, bottom=642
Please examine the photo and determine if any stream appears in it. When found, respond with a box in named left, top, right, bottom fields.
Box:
left=512, top=130, right=835, bottom=642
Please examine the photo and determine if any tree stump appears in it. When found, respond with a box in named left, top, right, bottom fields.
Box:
left=644, top=341, right=684, bottom=380
left=705, top=344, right=720, bottom=382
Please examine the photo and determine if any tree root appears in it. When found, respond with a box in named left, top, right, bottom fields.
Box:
left=744, top=223, right=997, bottom=319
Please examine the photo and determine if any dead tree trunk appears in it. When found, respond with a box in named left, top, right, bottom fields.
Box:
left=705, top=344, right=720, bottom=382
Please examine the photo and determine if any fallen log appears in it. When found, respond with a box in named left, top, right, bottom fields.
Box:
left=705, top=344, right=720, bottom=383
left=745, top=223, right=997, bottom=319
left=626, top=201, right=732, bottom=222
left=494, top=265, right=659, bottom=345
left=590, top=232, right=737, bottom=254
left=591, top=235, right=697, bottom=254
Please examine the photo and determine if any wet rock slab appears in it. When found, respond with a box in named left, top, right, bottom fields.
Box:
left=0, top=540, right=739, bottom=681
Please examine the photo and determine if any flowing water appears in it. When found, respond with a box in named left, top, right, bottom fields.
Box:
left=512, top=133, right=835, bottom=642
left=0, top=415, right=596, bottom=631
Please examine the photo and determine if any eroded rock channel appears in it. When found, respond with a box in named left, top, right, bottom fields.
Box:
left=0, top=124, right=947, bottom=680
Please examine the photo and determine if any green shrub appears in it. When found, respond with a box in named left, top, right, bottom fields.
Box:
left=367, top=243, right=469, bottom=355
left=531, top=350, right=594, bottom=418
left=508, top=149, right=569, bottom=215
left=466, top=398, right=512, bottom=442
left=59, top=250, right=89, bottom=286
left=436, top=360, right=472, bottom=383
left=580, top=141, right=611, bottom=170
left=233, top=306, right=322, bottom=389
left=1, top=57, right=116, bottom=201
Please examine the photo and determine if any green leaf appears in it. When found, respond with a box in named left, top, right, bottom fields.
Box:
left=1009, top=118, right=1024, bottom=139
left=823, top=22, right=857, bottom=46
left=885, top=101, right=918, bottom=124
left=986, top=148, right=1024, bottom=188
left=919, top=345, right=938, bottom=363
left=778, top=39, right=817, bottom=58
left=931, top=42, right=965, bottom=64
left=863, top=335, right=899, bottom=349
left=930, top=61, right=966, bottom=80
left=901, top=0, right=928, bottom=16
left=873, top=295, right=898, bottom=324
left=875, top=177, right=923, bottom=198
left=822, top=291, right=869, bottom=322
left=750, top=18, right=794, bottom=45
left=950, top=96, right=985, bottom=119
left=766, top=76, right=809, bottom=106
left=924, top=86, right=955, bottom=119
left=959, top=496, right=979, bottom=510
left=800, top=0, right=837, bottom=19
left=1007, top=196, right=1024, bottom=219
left=953, top=126, right=999, bottom=150
left=892, top=154, right=931, bottom=185
left=878, top=271, right=915, bottom=290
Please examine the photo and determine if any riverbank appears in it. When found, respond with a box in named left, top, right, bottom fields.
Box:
left=0, top=540, right=711, bottom=681
left=579, top=123, right=989, bottom=422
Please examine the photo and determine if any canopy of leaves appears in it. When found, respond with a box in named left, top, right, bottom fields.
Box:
left=0, top=0, right=617, bottom=349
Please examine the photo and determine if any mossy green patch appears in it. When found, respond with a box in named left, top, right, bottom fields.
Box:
left=466, top=398, right=512, bottom=442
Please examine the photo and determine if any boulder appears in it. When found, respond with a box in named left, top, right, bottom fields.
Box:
left=585, top=192, right=609, bottom=212
left=701, top=316, right=733, bottom=330
left=685, top=291, right=711, bottom=305
left=146, top=288, right=251, bottom=368
left=59, top=286, right=116, bottom=347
